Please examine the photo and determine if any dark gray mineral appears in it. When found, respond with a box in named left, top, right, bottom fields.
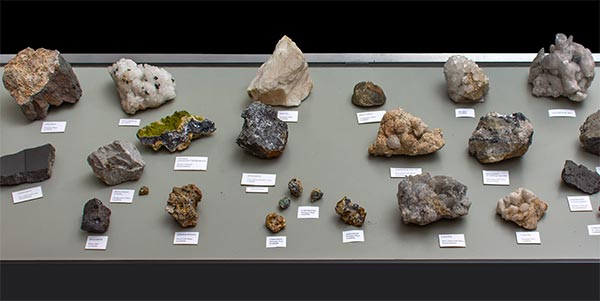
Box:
left=81, top=198, right=111, bottom=233
left=1, top=144, right=55, bottom=186
left=288, top=178, right=303, bottom=197
left=87, top=140, right=145, bottom=186
left=278, top=197, right=291, bottom=210
left=335, top=196, right=366, bottom=227
left=310, top=188, right=323, bottom=202
left=351, top=81, right=386, bottom=107
left=561, top=160, right=600, bottom=194
left=580, top=110, right=600, bottom=155
left=236, top=101, right=288, bottom=159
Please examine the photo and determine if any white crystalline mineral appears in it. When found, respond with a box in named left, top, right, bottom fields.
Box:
left=108, top=58, right=176, bottom=114
left=443, top=55, right=489, bottom=103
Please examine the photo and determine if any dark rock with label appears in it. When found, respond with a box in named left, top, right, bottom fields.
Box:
left=165, top=184, right=203, bottom=227
left=396, top=173, right=471, bottom=226
left=1, top=144, right=55, bottom=186
left=265, top=212, right=286, bottom=233
left=561, top=160, right=600, bottom=194
left=81, top=198, right=111, bottom=233
left=351, top=81, right=386, bottom=107
left=139, top=186, right=149, bottom=196
left=497, top=188, right=548, bottom=230
left=310, top=188, right=324, bottom=202
left=87, top=140, right=145, bottom=186
left=236, top=102, right=288, bottom=159
left=579, top=110, right=600, bottom=155
left=443, top=55, right=489, bottom=103
left=278, top=197, right=291, bottom=210
left=335, top=196, right=366, bottom=227
left=288, top=178, right=303, bottom=197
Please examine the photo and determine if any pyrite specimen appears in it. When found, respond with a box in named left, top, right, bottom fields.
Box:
left=139, top=186, right=149, bottom=196
left=368, top=108, right=445, bottom=157
left=288, top=178, right=303, bottom=197
left=497, top=188, right=548, bottom=230
left=468, top=112, right=534, bottom=163
left=443, top=55, right=489, bottom=103
left=335, top=196, right=366, bottom=227
left=108, top=58, right=176, bottom=114
left=278, top=197, right=291, bottom=210
left=236, top=102, right=288, bottom=159
left=87, top=140, right=145, bottom=186
left=352, top=81, right=386, bottom=107
left=265, top=212, right=286, bottom=233
left=137, top=110, right=216, bottom=152
left=580, top=110, right=600, bottom=155
left=2, top=47, right=82, bottom=120
left=165, top=184, right=203, bottom=228
left=1, top=144, right=55, bottom=186
left=561, top=160, right=600, bottom=194
left=247, top=35, right=313, bottom=107
left=81, top=198, right=111, bottom=233
left=396, top=173, right=471, bottom=226
left=310, top=188, right=324, bottom=202
left=528, top=33, right=595, bottom=102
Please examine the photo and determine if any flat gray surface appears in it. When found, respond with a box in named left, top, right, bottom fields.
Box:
left=1, top=65, right=599, bottom=260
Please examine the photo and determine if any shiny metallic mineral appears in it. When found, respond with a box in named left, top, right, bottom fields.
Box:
left=561, top=160, right=600, bottom=194
left=0, top=144, right=55, bottom=186
left=497, top=188, right=548, bottom=230
left=165, top=184, right=203, bottom=228
left=335, top=196, right=366, bottom=227
left=87, top=140, right=145, bottom=186
left=579, top=110, right=600, bottom=155
left=236, top=102, right=288, bottom=159
left=310, top=188, right=324, bottom=202
left=139, top=186, right=149, bottom=196
left=81, top=198, right=111, bottom=233
left=288, top=178, right=303, bottom=197
left=351, top=81, right=386, bottom=107
left=265, top=212, right=286, bottom=233
left=278, top=197, right=291, bottom=210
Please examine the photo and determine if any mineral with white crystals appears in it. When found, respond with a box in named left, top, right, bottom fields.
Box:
left=236, top=102, right=288, bottom=159
left=497, top=188, right=548, bottom=230
left=443, top=55, right=489, bottom=103
left=87, top=140, right=145, bottom=186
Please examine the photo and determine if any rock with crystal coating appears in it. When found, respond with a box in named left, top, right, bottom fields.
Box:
left=2, top=47, right=82, bottom=120
left=468, top=112, right=534, bottom=163
left=165, top=184, right=202, bottom=228
left=236, top=102, right=288, bottom=158
left=247, top=36, right=313, bottom=107
left=561, top=160, right=600, bottom=194
left=1, top=144, right=55, bottom=186
left=497, top=188, right=548, bottom=230
left=443, top=55, right=489, bottom=103
left=528, top=33, right=595, bottom=102
left=579, top=110, right=600, bottom=155
left=288, top=178, right=303, bottom=197
left=352, top=81, right=386, bottom=107
left=368, top=108, right=445, bottom=157
left=81, top=198, right=111, bottom=233
left=265, top=212, right=286, bottom=233
left=87, top=140, right=145, bottom=186
left=396, top=173, right=471, bottom=226
left=335, top=196, right=366, bottom=227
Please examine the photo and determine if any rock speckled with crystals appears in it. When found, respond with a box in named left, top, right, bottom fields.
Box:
left=278, top=197, right=291, bottom=210
left=236, top=102, right=288, bottom=159
left=1, top=144, right=55, bottom=186
left=288, top=178, right=303, bottom=197
left=335, top=196, right=366, bottom=227
left=443, top=55, right=489, bottom=103
left=165, top=184, right=203, bottom=228
left=497, top=188, right=548, bottom=230
left=351, top=81, right=386, bottom=107
left=87, top=140, right=145, bottom=186
left=137, top=111, right=216, bottom=152
left=310, top=188, right=324, bottom=202
left=579, top=110, right=600, bottom=155
left=561, top=160, right=600, bottom=194
left=81, top=198, right=111, bottom=233
left=265, top=212, right=286, bottom=233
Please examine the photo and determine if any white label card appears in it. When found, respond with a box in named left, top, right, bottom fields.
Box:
left=174, top=156, right=208, bottom=171
left=297, top=206, right=319, bottom=219
left=342, top=230, right=365, bottom=243
left=266, top=236, right=287, bottom=248
left=516, top=232, right=541, bottom=244
left=587, top=225, right=600, bottom=236
left=390, top=168, right=422, bottom=178
left=596, top=166, right=600, bottom=175
left=241, top=173, right=277, bottom=186
left=356, top=111, right=386, bottom=124
left=85, top=236, right=108, bottom=250
left=438, top=234, right=466, bottom=248
left=455, top=108, right=475, bottom=118
left=40, top=121, right=67, bottom=133
left=118, top=119, right=141, bottom=126
left=482, top=170, right=510, bottom=185
left=109, top=189, right=135, bottom=203
left=567, top=196, right=593, bottom=212
left=548, top=109, right=576, bottom=118
left=277, top=111, right=299, bottom=122
left=246, top=187, right=269, bottom=193
left=173, top=232, right=199, bottom=245
left=11, top=186, right=43, bottom=204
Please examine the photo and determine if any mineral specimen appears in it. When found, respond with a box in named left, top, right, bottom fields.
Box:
left=87, top=140, right=145, bottom=186
left=236, top=102, right=288, bottom=158
left=80, top=198, right=111, bottom=233
left=108, top=58, right=176, bottom=114
left=247, top=35, right=313, bottom=107
left=137, top=110, right=216, bottom=152
left=396, top=173, right=471, bottom=226
left=139, top=186, right=149, bottom=196
left=496, top=188, right=548, bottom=230
left=288, top=178, right=303, bottom=197
left=1, top=144, right=55, bottom=186
left=351, top=81, right=386, bottom=107
left=468, top=112, right=534, bottom=163
left=265, top=212, right=286, bottom=233
left=165, top=184, right=203, bottom=228
left=278, top=197, right=291, bottom=210
left=368, top=108, right=445, bottom=156
left=528, top=33, right=595, bottom=102
left=443, top=55, right=489, bottom=103
left=580, top=110, right=600, bottom=155
left=310, top=188, right=324, bottom=202
left=335, top=196, right=366, bottom=227
left=2, top=47, right=82, bottom=120
left=561, top=160, right=600, bottom=194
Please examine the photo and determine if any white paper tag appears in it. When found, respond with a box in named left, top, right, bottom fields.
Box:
left=241, top=173, right=277, bottom=186
left=109, top=189, right=135, bottom=203
left=85, top=236, right=108, bottom=250
left=173, top=232, right=199, bottom=245
left=596, top=166, right=600, bottom=175
left=438, top=234, right=466, bottom=248
left=567, top=196, right=593, bottom=212
left=356, top=111, right=386, bottom=124
left=342, top=230, right=365, bottom=243
left=40, top=121, right=67, bottom=133
left=390, top=167, right=422, bottom=178
left=277, top=111, right=299, bottom=122
left=118, top=119, right=141, bottom=126
left=516, top=232, right=541, bottom=244
left=266, top=236, right=287, bottom=248
left=174, top=156, right=208, bottom=171
left=587, top=225, right=600, bottom=236
left=455, top=108, right=475, bottom=118
left=11, top=186, right=43, bottom=204
left=548, top=109, right=576, bottom=118
left=482, top=170, right=510, bottom=185
left=245, top=187, right=269, bottom=193
left=297, top=206, right=319, bottom=219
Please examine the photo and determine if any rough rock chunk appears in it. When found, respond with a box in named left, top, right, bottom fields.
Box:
left=288, top=178, right=303, bottom=197
left=528, top=33, right=595, bottom=102
left=561, top=160, right=600, bottom=194
left=265, top=212, right=286, bottom=233
left=87, top=140, right=145, bottom=186
left=1, top=144, right=55, bottom=186
left=108, top=58, right=176, bottom=114
left=139, top=186, right=149, bottom=196
left=468, top=112, right=534, bottom=163
left=396, top=173, right=471, bottom=226
left=236, top=102, right=288, bottom=158
left=352, top=81, right=386, bottom=107
left=310, top=188, right=324, bottom=202
left=165, top=184, right=202, bottom=227
left=579, top=110, right=600, bottom=155
left=496, top=188, right=548, bottom=230
left=80, top=198, right=111, bottom=233
left=335, top=196, right=366, bottom=227
left=368, top=108, right=445, bottom=156
left=247, top=35, right=313, bottom=107
left=278, top=197, right=291, bottom=210
left=443, top=55, right=489, bottom=103
left=2, top=47, right=82, bottom=120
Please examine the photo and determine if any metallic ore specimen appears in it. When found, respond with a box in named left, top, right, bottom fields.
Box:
left=561, top=160, right=600, bottom=194
left=443, top=55, right=489, bottom=103
left=1, top=144, right=55, bottom=186
left=352, top=81, right=386, bottom=107
left=236, top=102, right=288, bottom=159
left=139, top=186, right=149, bottom=196
left=335, top=196, right=366, bottom=227
left=497, top=188, right=548, bottom=230
left=580, top=110, right=600, bottom=155
left=81, top=198, right=111, bottom=233
left=278, top=197, right=291, bottom=210
left=288, top=178, right=303, bottom=197
left=265, top=212, right=286, bottom=233
left=165, top=184, right=203, bottom=228
left=310, top=188, right=324, bottom=202
left=87, top=140, right=145, bottom=186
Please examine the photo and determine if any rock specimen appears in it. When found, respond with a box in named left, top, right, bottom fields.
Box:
left=108, top=58, right=176, bottom=114
left=335, top=196, right=366, bottom=227
left=278, top=197, right=291, bottom=210
left=561, top=160, right=600, bottom=194
left=310, top=188, right=324, bottom=202
left=265, top=212, right=286, bottom=233
left=247, top=35, right=313, bottom=107
left=139, top=186, right=149, bottom=196
left=137, top=110, right=216, bottom=152
left=468, top=112, right=534, bottom=163
left=165, top=184, right=203, bottom=228
left=396, top=173, right=471, bottom=226
left=236, top=102, right=288, bottom=158
left=80, top=198, right=111, bottom=233
left=528, top=33, right=595, bottom=102
left=579, top=110, right=600, bottom=155
left=443, top=55, right=489, bottom=103
left=368, top=108, right=445, bottom=157
left=496, top=188, right=548, bottom=230
left=1, top=144, right=55, bottom=186
left=2, top=47, right=82, bottom=120
left=87, top=140, right=145, bottom=186
left=288, top=178, right=303, bottom=197
left=351, top=81, right=386, bottom=107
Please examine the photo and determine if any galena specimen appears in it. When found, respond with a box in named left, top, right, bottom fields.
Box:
left=351, top=81, right=386, bottom=107
left=443, top=55, right=489, bottom=103
left=561, top=160, right=600, bottom=194
left=579, top=110, right=600, bottom=155
left=335, top=196, right=367, bottom=227
left=0, top=144, right=55, bottom=186
left=288, top=178, right=303, bottom=197
left=496, top=188, right=548, bottom=230
left=165, top=184, right=203, bottom=228
left=236, top=102, right=288, bottom=159
left=278, top=197, right=291, bottom=210
left=81, top=198, right=111, bottom=233
left=87, top=140, right=145, bottom=186
left=265, top=212, right=286, bottom=233
left=310, top=188, right=324, bottom=202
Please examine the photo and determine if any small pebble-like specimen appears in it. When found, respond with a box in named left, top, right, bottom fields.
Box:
left=468, top=112, right=534, bottom=163
left=139, top=186, right=149, bottom=196
left=496, top=188, right=548, bottom=230
left=0, top=144, right=55, bottom=186
left=561, top=160, right=600, bottom=194
left=265, top=212, right=286, bottom=233
left=87, top=140, right=145, bottom=186
left=278, top=197, right=291, bottom=210
left=288, top=178, right=303, bottom=197
left=236, top=102, right=288, bottom=159
left=351, top=81, right=386, bottom=107
left=443, top=55, right=489, bottom=103
left=81, top=198, right=111, bottom=233
left=2, top=47, right=82, bottom=120
left=310, top=188, right=324, bottom=202
left=335, top=196, right=366, bottom=227
left=165, top=184, right=203, bottom=228
left=579, top=110, right=600, bottom=155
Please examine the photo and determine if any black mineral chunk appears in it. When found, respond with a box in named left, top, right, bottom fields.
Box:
left=81, top=198, right=111, bottom=233
left=1, top=144, right=55, bottom=186
left=236, top=102, right=288, bottom=159
left=561, top=160, right=600, bottom=194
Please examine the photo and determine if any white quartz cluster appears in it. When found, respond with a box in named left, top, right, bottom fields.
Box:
left=443, top=55, right=489, bottom=103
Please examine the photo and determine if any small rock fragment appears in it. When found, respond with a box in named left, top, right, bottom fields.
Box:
left=579, top=110, right=600, bottom=155
left=351, top=81, right=386, bottom=107
left=165, top=184, right=203, bottom=228
left=265, top=212, right=286, bottom=233
left=288, top=178, right=303, bottom=197
left=496, top=188, right=548, bottom=230
left=236, top=102, right=288, bottom=159
left=443, top=55, right=489, bottom=103
left=87, top=140, right=145, bottom=186
left=310, top=188, right=324, bottom=202
left=278, top=197, right=291, bottom=210
left=80, top=198, right=111, bottom=233
left=335, top=196, right=366, bottom=227
left=1, top=144, right=55, bottom=186
left=139, top=186, right=149, bottom=196
left=561, top=160, right=600, bottom=194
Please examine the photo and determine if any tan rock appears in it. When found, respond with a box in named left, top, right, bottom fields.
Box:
left=496, top=188, right=548, bottom=230
left=265, top=212, right=286, bottom=233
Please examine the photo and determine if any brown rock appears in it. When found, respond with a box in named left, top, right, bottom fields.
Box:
left=496, top=188, right=548, bottom=230
left=139, top=186, right=149, bottom=195
left=335, top=196, right=367, bottom=227
left=165, top=184, right=202, bottom=227
left=352, top=81, right=386, bottom=107
left=288, top=178, right=303, bottom=197
left=265, top=212, right=286, bottom=233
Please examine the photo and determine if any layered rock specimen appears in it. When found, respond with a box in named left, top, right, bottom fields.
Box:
left=108, top=58, right=176, bottom=114
left=310, top=188, right=323, bottom=202
left=468, top=112, right=534, bottom=163
left=580, top=110, right=600, bottom=155
left=139, top=186, right=149, bottom=196
left=368, top=108, right=445, bottom=157
left=352, top=81, right=386, bottom=107
left=443, top=55, right=489, bottom=103
left=561, top=160, right=600, bottom=194
left=165, top=184, right=203, bottom=227
left=396, top=173, right=471, bottom=226
left=528, top=33, right=595, bottom=102
left=247, top=35, right=313, bottom=107
left=87, top=140, right=145, bottom=186
left=496, top=188, right=548, bottom=230
left=2, top=47, right=82, bottom=120
left=236, top=102, right=288, bottom=158
left=278, top=197, right=291, bottom=210
left=265, top=212, right=286, bottom=233
left=80, top=198, right=111, bottom=233
left=1, top=144, right=55, bottom=186
left=335, top=196, right=366, bottom=227
left=137, top=110, right=216, bottom=152
left=288, top=178, right=303, bottom=197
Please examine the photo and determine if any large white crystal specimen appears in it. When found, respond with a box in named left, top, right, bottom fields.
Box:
left=443, top=55, right=489, bottom=103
